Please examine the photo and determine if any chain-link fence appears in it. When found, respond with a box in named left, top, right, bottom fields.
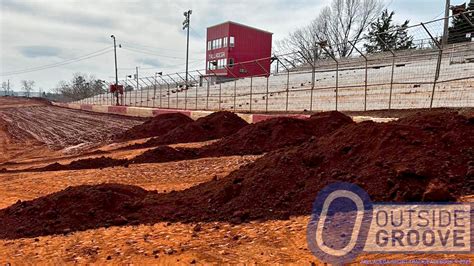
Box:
left=75, top=13, right=474, bottom=112
left=1, top=90, right=43, bottom=98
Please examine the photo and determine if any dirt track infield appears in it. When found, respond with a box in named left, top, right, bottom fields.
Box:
left=0, top=97, right=472, bottom=264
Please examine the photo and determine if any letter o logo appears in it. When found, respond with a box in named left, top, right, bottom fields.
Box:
left=307, top=182, right=373, bottom=264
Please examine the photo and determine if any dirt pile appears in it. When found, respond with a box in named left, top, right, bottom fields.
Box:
left=0, top=184, right=150, bottom=239
left=35, top=147, right=197, bottom=172
left=116, top=113, right=193, bottom=141
left=131, top=146, right=198, bottom=164
left=40, top=156, right=127, bottom=171
left=140, top=111, right=249, bottom=147
left=1, top=111, right=472, bottom=239
left=200, top=111, right=353, bottom=156
left=196, top=111, right=473, bottom=221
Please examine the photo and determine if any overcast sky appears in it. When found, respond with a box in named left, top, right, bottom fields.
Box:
left=0, top=0, right=462, bottom=92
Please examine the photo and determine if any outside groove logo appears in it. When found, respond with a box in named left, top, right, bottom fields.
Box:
left=307, top=182, right=473, bottom=264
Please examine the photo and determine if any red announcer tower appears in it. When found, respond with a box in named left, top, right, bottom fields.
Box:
left=205, top=21, right=273, bottom=80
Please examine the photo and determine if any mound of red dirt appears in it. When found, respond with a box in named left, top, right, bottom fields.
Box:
left=130, top=146, right=198, bottom=164
left=0, top=184, right=150, bottom=239
left=34, top=146, right=197, bottom=172
left=116, top=113, right=193, bottom=141
left=195, top=111, right=473, bottom=221
left=40, top=156, right=126, bottom=171
left=143, top=111, right=249, bottom=146
left=1, top=111, right=472, bottom=239
left=200, top=111, right=353, bottom=156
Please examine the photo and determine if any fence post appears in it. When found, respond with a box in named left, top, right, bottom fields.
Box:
left=219, top=83, right=222, bottom=110
left=255, top=59, right=271, bottom=113
left=421, top=22, right=443, bottom=109
left=336, top=62, right=339, bottom=111
left=389, top=55, right=395, bottom=109
left=319, top=44, right=339, bottom=111
left=139, top=82, right=143, bottom=107
left=176, top=73, right=187, bottom=109
left=195, top=70, right=207, bottom=110
left=146, top=82, right=150, bottom=107
left=124, top=80, right=127, bottom=106
left=166, top=74, right=178, bottom=109
left=142, top=77, right=154, bottom=108
left=348, top=40, right=368, bottom=111
left=153, top=76, right=157, bottom=108
left=157, top=75, right=170, bottom=108
left=374, top=34, right=397, bottom=110
left=265, top=76, right=269, bottom=113
left=223, top=65, right=239, bottom=112
left=249, top=76, right=253, bottom=113
left=158, top=78, right=162, bottom=108
left=234, top=80, right=237, bottom=111
left=275, top=58, right=290, bottom=112
left=286, top=70, right=290, bottom=112
left=207, top=81, right=210, bottom=110
left=298, top=50, right=316, bottom=112
left=310, top=45, right=317, bottom=112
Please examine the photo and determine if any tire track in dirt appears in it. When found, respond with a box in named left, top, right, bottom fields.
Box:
left=0, top=106, right=144, bottom=151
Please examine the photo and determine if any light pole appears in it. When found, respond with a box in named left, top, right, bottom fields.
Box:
left=183, top=10, right=192, bottom=100
left=111, top=34, right=119, bottom=105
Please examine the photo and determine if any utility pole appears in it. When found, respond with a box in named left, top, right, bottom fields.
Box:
left=183, top=10, right=192, bottom=95
left=442, top=0, right=451, bottom=47
left=111, top=34, right=119, bottom=105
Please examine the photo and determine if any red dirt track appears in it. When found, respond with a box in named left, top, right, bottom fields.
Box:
left=0, top=97, right=473, bottom=264
left=0, top=111, right=472, bottom=240
left=0, top=104, right=144, bottom=152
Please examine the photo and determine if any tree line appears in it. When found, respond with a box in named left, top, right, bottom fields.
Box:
left=277, top=0, right=473, bottom=66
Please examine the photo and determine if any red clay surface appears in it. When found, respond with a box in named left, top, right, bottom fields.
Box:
left=116, top=113, right=193, bottom=141
left=200, top=111, right=353, bottom=156
left=0, top=104, right=144, bottom=152
left=1, top=111, right=472, bottom=240
left=0, top=97, right=472, bottom=264
left=24, top=111, right=352, bottom=171
left=127, top=111, right=249, bottom=148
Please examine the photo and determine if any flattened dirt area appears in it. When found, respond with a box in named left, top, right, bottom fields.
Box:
left=0, top=99, right=144, bottom=161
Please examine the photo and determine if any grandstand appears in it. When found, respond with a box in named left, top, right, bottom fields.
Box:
left=80, top=41, right=474, bottom=112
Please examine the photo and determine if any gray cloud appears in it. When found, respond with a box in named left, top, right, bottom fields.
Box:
left=19, top=45, right=61, bottom=58
left=138, top=58, right=162, bottom=68
left=1, top=0, right=447, bottom=92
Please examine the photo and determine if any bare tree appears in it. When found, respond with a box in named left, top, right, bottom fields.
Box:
left=21, top=80, right=35, bottom=97
left=56, top=73, right=106, bottom=101
left=277, top=0, right=383, bottom=62
left=1, top=82, right=7, bottom=96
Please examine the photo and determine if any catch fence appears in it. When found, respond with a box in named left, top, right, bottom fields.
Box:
left=76, top=14, right=474, bottom=112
